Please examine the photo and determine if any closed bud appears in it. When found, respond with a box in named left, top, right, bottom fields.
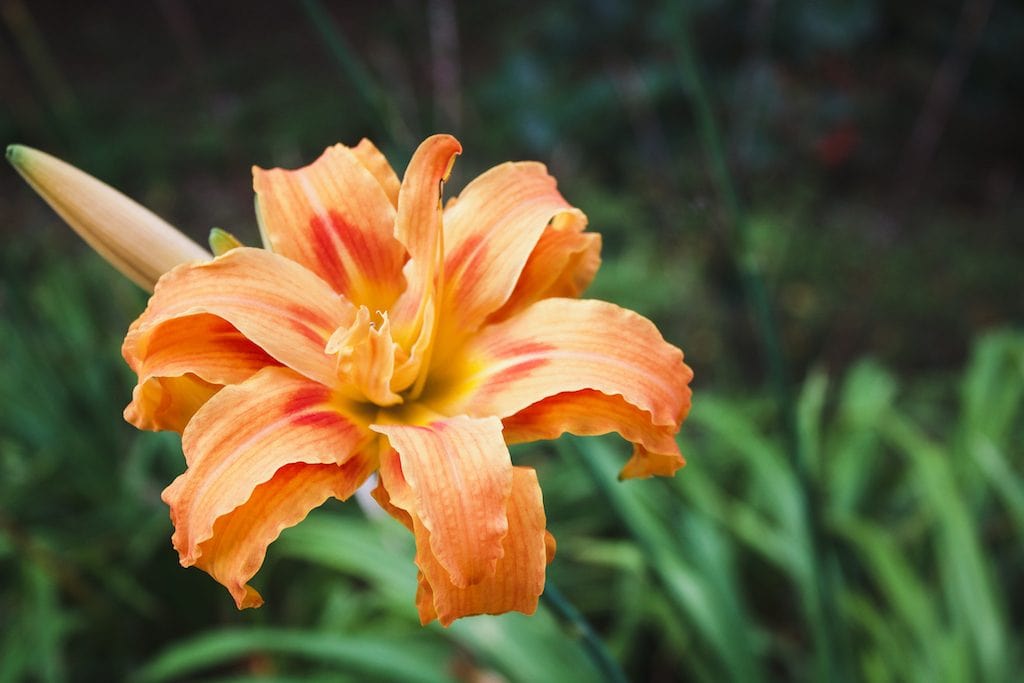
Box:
left=7, top=144, right=210, bottom=291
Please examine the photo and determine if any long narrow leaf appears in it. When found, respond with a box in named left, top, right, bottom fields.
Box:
left=133, top=629, right=451, bottom=683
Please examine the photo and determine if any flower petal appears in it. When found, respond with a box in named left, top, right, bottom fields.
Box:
left=195, top=457, right=375, bottom=609
left=325, top=306, right=403, bottom=406
left=618, top=446, right=687, bottom=480
left=253, top=144, right=406, bottom=311
left=432, top=299, right=692, bottom=470
left=351, top=138, right=401, bottom=207
left=388, top=134, right=462, bottom=392
left=372, top=415, right=513, bottom=587
left=126, top=248, right=354, bottom=387
left=500, top=389, right=686, bottom=479
left=440, top=298, right=690, bottom=426
left=486, top=226, right=600, bottom=325
left=377, top=466, right=551, bottom=626
left=163, top=366, right=373, bottom=567
left=7, top=145, right=209, bottom=291
left=124, top=374, right=220, bottom=433
left=388, top=134, right=461, bottom=342
left=123, top=313, right=279, bottom=432
left=433, top=162, right=587, bottom=356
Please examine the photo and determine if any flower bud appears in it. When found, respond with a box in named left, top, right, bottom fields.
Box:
left=7, top=144, right=210, bottom=291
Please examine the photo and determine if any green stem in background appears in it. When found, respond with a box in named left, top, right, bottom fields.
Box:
left=541, top=581, right=628, bottom=683
left=671, top=6, right=850, bottom=682
left=298, top=0, right=414, bottom=149
left=1, top=0, right=91, bottom=155
left=563, top=437, right=764, bottom=682
left=672, top=6, right=789, bottom=419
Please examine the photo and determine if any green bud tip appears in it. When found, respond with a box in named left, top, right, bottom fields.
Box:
left=209, top=227, right=244, bottom=256
left=6, top=144, right=25, bottom=165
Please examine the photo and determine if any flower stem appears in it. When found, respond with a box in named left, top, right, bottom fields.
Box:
left=670, top=6, right=850, bottom=681
left=541, top=581, right=628, bottom=683
left=298, top=0, right=414, bottom=148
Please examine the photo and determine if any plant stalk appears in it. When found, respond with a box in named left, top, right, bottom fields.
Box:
left=671, top=6, right=850, bottom=681
left=541, top=581, right=628, bottom=683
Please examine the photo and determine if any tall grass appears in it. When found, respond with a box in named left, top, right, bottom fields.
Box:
left=1, top=243, right=1020, bottom=681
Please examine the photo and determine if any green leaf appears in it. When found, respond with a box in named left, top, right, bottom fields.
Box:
left=882, top=415, right=1010, bottom=681
left=133, top=629, right=452, bottom=683
left=275, top=512, right=600, bottom=683
left=828, top=360, right=896, bottom=515
left=564, top=436, right=765, bottom=683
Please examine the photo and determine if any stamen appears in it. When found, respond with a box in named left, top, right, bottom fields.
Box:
left=326, top=305, right=403, bottom=406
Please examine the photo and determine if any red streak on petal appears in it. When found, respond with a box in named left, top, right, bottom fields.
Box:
left=331, top=212, right=377, bottom=282
left=309, top=210, right=396, bottom=301
left=468, top=340, right=554, bottom=406
left=445, top=233, right=487, bottom=292
left=288, top=319, right=329, bottom=347
left=471, top=359, right=547, bottom=408
left=487, top=357, right=548, bottom=386
left=281, top=384, right=355, bottom=431
left=282, top=384, right=331, bottom=415
left=491, top=340, right=553, bottom=359
left=290, top=410, right=350, bottom=429
left=279, top=301, right=334, bottom=347
left=309, top=213, right=350, bottom=294
left=218, top=337, right=279, bottom=364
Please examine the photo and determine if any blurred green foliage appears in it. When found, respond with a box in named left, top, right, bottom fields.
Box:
left=2, top=0, right=1022, bottom=681
left=2, top=239, right=1022, bottom=682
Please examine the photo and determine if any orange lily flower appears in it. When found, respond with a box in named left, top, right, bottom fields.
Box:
left=22, top=135, right=693, bottom=625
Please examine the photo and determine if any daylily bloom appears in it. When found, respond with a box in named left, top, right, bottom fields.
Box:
left=11, top=135, right=693, bottom=625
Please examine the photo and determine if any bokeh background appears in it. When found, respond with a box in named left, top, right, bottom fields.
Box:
left=1, top=1, right=1022, bottom=681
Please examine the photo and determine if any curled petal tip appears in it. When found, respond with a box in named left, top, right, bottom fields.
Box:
left=9, top=145, right=211, bottom=291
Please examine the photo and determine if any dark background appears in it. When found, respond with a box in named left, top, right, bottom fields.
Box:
left=2, top=1, right=1022, bottom=681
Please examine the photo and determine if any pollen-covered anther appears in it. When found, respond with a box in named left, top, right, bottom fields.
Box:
left=326, top=306, right=404, bottom=406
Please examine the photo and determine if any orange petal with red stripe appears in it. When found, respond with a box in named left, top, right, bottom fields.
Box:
left=486, top=224, right=600, bottom=325
left=253, top=144, right=406, bottom=312
left=123, top=313, right=279, bottom=432
left=195, top=457, right=375, bottom=609
left=163, top=367, right=373, bottom=567
left=126, top=248, right=354, bottom=387
left=442, top=298, right=691, bottom=427
left=433, top=162, right=586, bottom=357
left=373, top=415, right=513, bottom=588
left=434, top=298, right=692, bottom=472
